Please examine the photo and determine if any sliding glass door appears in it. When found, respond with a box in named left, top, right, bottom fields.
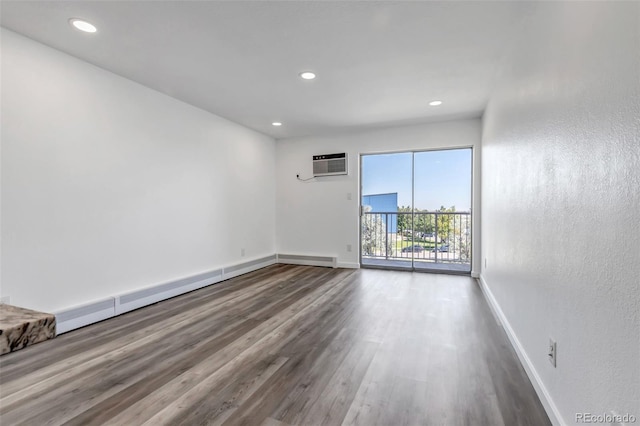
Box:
left=360, top=148, right=472, bottom=273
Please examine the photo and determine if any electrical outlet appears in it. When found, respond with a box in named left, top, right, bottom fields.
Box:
left=548, top=339, right=557, bottom=367
left=241, top=248, right=246, bottom=257
left=346, top=244, right=352, bottom=252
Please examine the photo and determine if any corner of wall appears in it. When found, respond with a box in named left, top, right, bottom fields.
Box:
left=477, top=274, right=565, bottom=426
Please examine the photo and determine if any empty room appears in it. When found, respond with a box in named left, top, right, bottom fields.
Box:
left=0, top=1, right=638, bottom=425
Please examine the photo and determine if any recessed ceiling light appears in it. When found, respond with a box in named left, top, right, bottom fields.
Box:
left=69, top=18, right=97, bottom=33
left=429, top=100, right=443, bottom=106
left=299, top=72, right=316, bottom=80
left=272, top=122, right=283, bottom=127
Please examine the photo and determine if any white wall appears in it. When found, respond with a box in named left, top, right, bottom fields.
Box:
left=481, top=2, right=639, bottom=425
left=276, top=119, right=481, bottom=270
left=0, top=29, right=276, bottom=313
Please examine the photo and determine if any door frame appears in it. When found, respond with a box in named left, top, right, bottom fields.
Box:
left=358, top=146, right=474, bottom=275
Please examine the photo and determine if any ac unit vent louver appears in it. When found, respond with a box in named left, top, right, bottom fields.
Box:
left=313, top=153, right=348, bottom=177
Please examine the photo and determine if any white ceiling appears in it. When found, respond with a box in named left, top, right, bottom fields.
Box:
left=0, top=1, right=531, bottom=139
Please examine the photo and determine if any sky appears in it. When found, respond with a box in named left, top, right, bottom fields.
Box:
left=362, top=148, right=472, bottom=211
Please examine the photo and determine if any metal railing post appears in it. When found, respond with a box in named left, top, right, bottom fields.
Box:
left=385, top=213, right=389, bottom=260
left=434, top=212, right=438, bottom=263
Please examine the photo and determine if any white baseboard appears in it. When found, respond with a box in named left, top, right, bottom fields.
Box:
left=477, top=274, right=565, bottom=426
left=222, top=255, right=277, bottom=280
left=55, top=255, right=277, bottom=334
left=337, top=262, right=360, bottom=269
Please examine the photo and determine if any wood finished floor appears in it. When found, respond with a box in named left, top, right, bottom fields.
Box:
left=0, top=265, right=550, bottom=426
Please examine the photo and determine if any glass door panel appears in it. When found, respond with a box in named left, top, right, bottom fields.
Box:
left=360, top=152, right=413, bottom=270
left=413, top=149, right=472, bottom=273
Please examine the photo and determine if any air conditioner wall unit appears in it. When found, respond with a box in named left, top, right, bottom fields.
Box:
left=313, top=153, right=348, bottom=177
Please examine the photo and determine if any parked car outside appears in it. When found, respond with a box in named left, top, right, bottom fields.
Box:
left=431, top=245, right=449, bottom=252
left=401, top=245, right=425, bottom=253
left=415, top=232, right=435, bottom=239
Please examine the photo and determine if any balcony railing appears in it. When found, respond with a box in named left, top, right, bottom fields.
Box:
left=361, top=211, right=471, bottom=270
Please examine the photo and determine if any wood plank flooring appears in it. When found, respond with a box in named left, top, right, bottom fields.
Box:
left=0, top=264, right=551, bottom=426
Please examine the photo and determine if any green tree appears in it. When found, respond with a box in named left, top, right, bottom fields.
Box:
left=414, top=209, right=434, bottom=236
left=436, top=206, right=456, bottom=242
left=396, top=206, right=412, bottom=236
left=397, top=206, right=437, bottom=242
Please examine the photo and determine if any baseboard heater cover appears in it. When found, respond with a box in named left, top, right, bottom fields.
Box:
left=277, top=254, right=337, bottom=268
left=115, top=268, right=224, bottom=315
left=55, top=298, right=116, bottom=335
left=55, top=254, right=278, bottom=334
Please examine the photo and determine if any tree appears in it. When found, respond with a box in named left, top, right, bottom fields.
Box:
left=396, top=206, right=412, bottom=236
left=436, top=206, right=456, bottom=243
left=361, top=206, right=389, bottom=256
left=414, top=210, right=434, bottom=236
left=450, top=214, right=471, bottom=262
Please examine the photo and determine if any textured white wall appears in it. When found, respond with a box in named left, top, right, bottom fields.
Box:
left=481, top=2, right=640, bottom=424
left=0, top=29, right=276, bottom=313
left=276, top=119, right=481, bottom=270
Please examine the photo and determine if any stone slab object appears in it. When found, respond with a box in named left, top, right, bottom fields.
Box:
left=0, top=304, right=56, bottom=355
